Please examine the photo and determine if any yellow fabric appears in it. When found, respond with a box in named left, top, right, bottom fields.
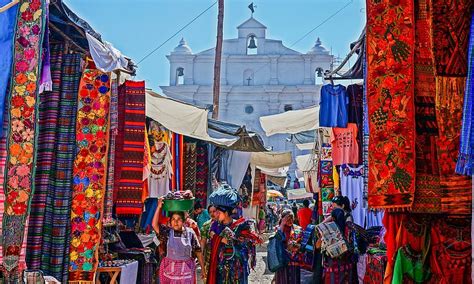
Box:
left=333, top=166, right=340, bottom=194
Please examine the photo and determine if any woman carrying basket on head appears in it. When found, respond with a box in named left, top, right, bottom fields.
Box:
left=152, top=197, right=206, bottom=284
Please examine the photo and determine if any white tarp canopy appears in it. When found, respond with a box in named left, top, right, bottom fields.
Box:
left=296, top=154, right=314, bottom=172
left=257, top=166, right=289, bottom=177
left=259, top=106, right=319, bottom=136
left=287, top=188, right=313, bottom=200
left=146, top=91, right=237, bottom=147
left=250, top=151, right=292, bottom=168
left=296, top=143, right=315, bottom=151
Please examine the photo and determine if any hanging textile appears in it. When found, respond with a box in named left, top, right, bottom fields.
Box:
left=411, top=0, right=442, bottom=214
left=0, top=0, right=18, bottom=139
left=456, top=12, right=474, bottom=176
left=431, top=0, right=473, bottom=77
left=195, top=142, right=209, bottom=208
left=26, top=44, right=63, bottom=271
left=184, top=143, right=197, bottom=193
left=2, top=0, right=46, bottom=276
left=366, top=0, right=415, bottom=210
left=43, top=52, right=81, bottom=282
left=103, top=79, right=118, bottom=222
left=435, top=77, right=472, bottom=215
left=114, top=80, right=145, bottom=216
left=147, top=120, right=172, bottom=198
left=0, top=105, right=7, bottom=274
left=68, top=69, right=111, bottom=282
left=347, top=84, right=364, bottom=163
left=430, top=218, right=471, bottom=284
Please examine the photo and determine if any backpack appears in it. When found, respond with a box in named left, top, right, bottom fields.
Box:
left=315, top=221, right=348, bottom=258
left=267, top=231, right=289, bottom=272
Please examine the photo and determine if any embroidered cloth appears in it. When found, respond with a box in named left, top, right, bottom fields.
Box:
left=68, top=69, right=111, bottom=282
left=366, top=0, right=416, bottom=209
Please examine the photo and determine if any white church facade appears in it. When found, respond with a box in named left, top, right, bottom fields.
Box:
left=161, top=16, right=333, bottom=170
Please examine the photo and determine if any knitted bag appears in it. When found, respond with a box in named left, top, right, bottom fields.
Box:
left=316, top=221, right=348, bottom=258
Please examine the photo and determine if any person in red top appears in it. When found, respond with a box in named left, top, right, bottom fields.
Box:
left=297, top=199, right=313, bottom=230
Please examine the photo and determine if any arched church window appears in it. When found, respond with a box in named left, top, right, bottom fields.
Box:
left=176, top=67, right=184, bottom=85
left=284, top=104, right=293, bottom=112
left=243, top=69, right=254, bottom=86
left=315, top=67, right=324, bottom=85
left=247, top=35, right=257, bottom=55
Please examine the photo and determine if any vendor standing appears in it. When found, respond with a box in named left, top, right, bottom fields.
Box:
left=152, top=197, right=206, bottom=283
left=207, top=185, right=262, bottom=284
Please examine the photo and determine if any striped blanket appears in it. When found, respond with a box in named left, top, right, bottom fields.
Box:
left=114, top=80, right=146, bottom=216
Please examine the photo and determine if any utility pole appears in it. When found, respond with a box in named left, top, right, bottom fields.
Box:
left=212, top=0, right=224, bottom=119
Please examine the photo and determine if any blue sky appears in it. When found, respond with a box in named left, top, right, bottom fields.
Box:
left=65, top=0, right=366, bottom=92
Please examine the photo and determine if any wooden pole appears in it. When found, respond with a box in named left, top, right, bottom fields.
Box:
left=212, top=0, right=224, bottom=119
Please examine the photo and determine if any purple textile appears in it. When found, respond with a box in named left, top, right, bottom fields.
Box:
left=39, top=4, right=51, bottom=94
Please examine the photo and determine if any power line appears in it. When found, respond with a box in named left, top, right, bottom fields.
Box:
left=136, top=1, right=217, bottom=65
left=251, top=0, right=354, bottom=78
left=289, top=0, right=353, bottom=47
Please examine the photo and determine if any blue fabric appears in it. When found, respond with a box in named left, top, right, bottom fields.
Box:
left=140, top=198, right=158, bottom=231
left=209, top=184, right=241, bottom=208
left=0, top=0, right=18, bottom=138
left=319, top=84, right=349, bottom=127
left=456, top=12, right=474, bottom=176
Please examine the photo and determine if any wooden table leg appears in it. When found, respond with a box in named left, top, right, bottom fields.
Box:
left=108, top=271, right=120, bottom=284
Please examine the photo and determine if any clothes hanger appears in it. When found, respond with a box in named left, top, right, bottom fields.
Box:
left=0, top=0, right=19, bottom=13
left=444, top=228, right=471, bottom=250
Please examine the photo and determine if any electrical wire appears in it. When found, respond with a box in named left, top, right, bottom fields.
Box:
left=136, top=1, right=217, bottom=65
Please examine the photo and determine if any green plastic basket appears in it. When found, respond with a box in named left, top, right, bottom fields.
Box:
left=163, top=198, right=195, bottom=212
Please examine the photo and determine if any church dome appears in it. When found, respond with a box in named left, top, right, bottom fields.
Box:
left=307, top=38, right=329, bottom=55
left=172, top=38, right=192, bottom=54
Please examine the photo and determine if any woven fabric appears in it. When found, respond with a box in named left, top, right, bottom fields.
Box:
left=2, top=0, right=46, bottom=276
left=184, top=143, right=197, bottom=193
left=366, top=0, right=415, bottom=210
left=114, top=80, right=145, bottom=216
left=435, top=77, right=472, bottom=215
left=0, top=104, right=9, bottom=268
left=103, top=79, right=118, bottom=222
left=25, top=44, right=64, bottom=272
left=42, top=53, right=81, bottom=282
left=456, top=12, right=474, bottom=175
left=68, top=69, right=111, bottom=282
left=412, top=0, right=442, bottom=214
left=195, top=142, right=208, bottom=207
left=431, top=0, right=473, bottom=76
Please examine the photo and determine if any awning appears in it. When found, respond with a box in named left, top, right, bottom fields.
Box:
left=287, top=189, right=313, bottom=200
left=288, top=130, right=316, bottom=144
left=296, top=154, right=314, bottom=172
left=257, top=166, right=289, bottom=177
left=146, top=90, right=267, bottom=152
left=259, top=106, right=319, bottom=136
left=250, top=151, right=292, bottom=168
left=296, top=143, right=315, bottom=151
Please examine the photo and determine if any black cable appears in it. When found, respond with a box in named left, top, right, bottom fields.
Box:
left=137, top=1, right=217, bottom=65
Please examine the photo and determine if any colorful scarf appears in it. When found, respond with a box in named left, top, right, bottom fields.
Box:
left=184, top=142, right=197, bottom=193
left=366, top=0, right=415, bottom=210
left=114, top=80, right=145, bottom=216
left=68, top=69, right=111, bottom=282
left=43, top=52, right=81, bottom=282
left=0, top=0, right=18, bottom=139
left=195, top=142, right=208, bottom=207
left=2, top=0, right=45, bottom=276
left=456, top=12, right=474, bottom=175
left=435, top=77, right=472, bottom=215
left=431, top=0, right=473, bottom=76
left=103, top=79, right=118, bottom=222
left=26, top=44, right=63, bottom=271
left=411, top=0, right=442, bottom=214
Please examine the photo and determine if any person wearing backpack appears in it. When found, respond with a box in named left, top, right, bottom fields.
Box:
left=272, top=209, right=304, bottom=284
left=317, top=196, right=358, bottom=284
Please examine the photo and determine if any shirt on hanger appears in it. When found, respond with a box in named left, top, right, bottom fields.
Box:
left=331, top=123, right=359, bottom=165
left=319, top=84, right=349, bottom=127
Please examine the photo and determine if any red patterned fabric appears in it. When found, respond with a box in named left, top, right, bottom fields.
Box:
left=429, top=218, right=471, bottom=284
left=431, top=0, right=473, bottom=76
left=364, top=252, right=387, bottom=284
left=366, top=0, right=416, bottom=210
left=114, top=80, right=146, bottom=216
left=68, top=70, right=111, bottom=282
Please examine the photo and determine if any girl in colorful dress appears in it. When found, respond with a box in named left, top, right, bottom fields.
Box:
left=207, top=185, right=262, bottom=284
left=274, top=209, right=304, bottom=284
left=152, top=198, right=206, bottom=284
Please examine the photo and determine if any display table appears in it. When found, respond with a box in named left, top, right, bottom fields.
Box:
left=96, top=260, right=138, bottom=284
